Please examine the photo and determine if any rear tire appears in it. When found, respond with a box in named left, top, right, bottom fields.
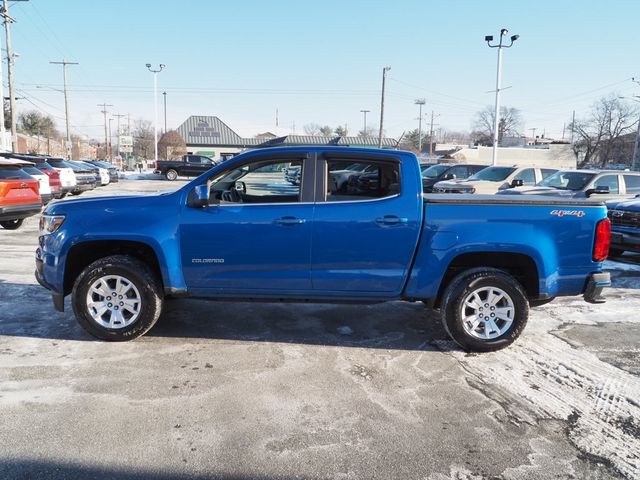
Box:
left=165, top=169, right=178, bottom=181
left=440, top=268, right=529, bottom=352
left=0, top=218, right=24, bottom=230
left=72, top=255, right=164, bottom=341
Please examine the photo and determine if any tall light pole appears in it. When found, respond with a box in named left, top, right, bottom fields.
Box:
left=485, top=29, right=519, bottom=165
left=360, top=109, right=370, bottom=136
left=415, top=99, right=426, bottom=154
left=98, top=102, right=112, bottom=160
left=163, top=91, right=167, bottom=132
left=378, top=66, right=391, bottom=148
left=146, top=63, right=165, bottom=163
left=50, top=60, right=79, bottom=158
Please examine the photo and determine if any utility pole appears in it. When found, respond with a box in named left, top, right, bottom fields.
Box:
left=360, top=109, right=370, bottom=136
left=570, top=110, right=575, bottom=145
left=378, top=66, right=390, bottom=148
left=162, top=91, right=167, bottom=132
left=530, top=127, right=537, bottom=144
left=98, top=102, right=112, bottom=160
left=50, top=59, right=78, bottom=158
left=0, top=25, right=5, bottom=152
left=113, top=113, right=126, bottom=157
left=415, top=99, right=426, bottom=153
left=1, top=0, right=22, bottom=152
left=108, top=118, right=113, bottom=159
left=429, top=111, right=436, bottom=159
left=485, top=29, right=519, bottom=166
left=146, top=63, right=165, bottom=163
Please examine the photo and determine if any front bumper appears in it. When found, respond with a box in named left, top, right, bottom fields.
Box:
left=583, top=272, right=610, bottom=304
left=35, top=247, right=64, bottom=312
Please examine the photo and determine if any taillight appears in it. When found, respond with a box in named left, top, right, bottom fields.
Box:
left=593, top=218, right=611, bottom=262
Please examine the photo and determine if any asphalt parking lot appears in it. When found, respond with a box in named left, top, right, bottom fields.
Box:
left=1, top=178, right=639, bottom=480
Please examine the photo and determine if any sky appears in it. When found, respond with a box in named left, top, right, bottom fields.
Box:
left=4, top=0, right=640, bottom=143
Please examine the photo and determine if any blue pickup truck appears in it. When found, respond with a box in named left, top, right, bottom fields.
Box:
left=35, top=147, right=611, bottom=352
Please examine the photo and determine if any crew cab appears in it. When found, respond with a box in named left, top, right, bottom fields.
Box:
left=0, top=158, right=41, bottom=230
left=606, top=196, right=640, bottom=256
left=434, top=165, right=557, bottom=194
left=498, top=169, right=640, bottom=201
left=36, top=147, right=611, bottom=352
left=155, top=154, right=221, bottom=181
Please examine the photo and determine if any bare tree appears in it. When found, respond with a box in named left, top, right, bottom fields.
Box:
left=472, top=106, right=523, bottom=146
left=570, top=95, right=639, bottom=168
left=158, top=130, right=187, bottom=160
left=358, top=126, right=377, bottom=138
left=303, top=123, right=322, bottom=136
left=132, top=119, right=154, bottom=160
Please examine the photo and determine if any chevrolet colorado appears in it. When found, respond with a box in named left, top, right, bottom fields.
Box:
left=35, top=147, right=611, bottom=351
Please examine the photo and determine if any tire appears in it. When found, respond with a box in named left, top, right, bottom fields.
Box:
left=609, top=248, right=624, bottom=257
left=71, top=255, right=164, bottom=341
left=440, top=268, right=529, bottom=352
left=71, top=191, right=83, bottom=196
left=0, top=218, right=24, bottom=230
left=165, top=169, right=178, bottom=181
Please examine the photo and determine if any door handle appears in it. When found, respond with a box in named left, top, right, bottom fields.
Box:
left=375, top=215, right=408, bottom=225
left=273, top=216, right=306, bottom=226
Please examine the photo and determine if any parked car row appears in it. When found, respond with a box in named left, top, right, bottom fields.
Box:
left=0, top=153, right=119, bottom=230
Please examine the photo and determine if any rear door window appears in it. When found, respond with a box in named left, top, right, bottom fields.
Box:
left=623, top=174, right=640, bottom=194
left=325, top=160, right=400, bottom=202
left=448, top=165, right=469, bottom=179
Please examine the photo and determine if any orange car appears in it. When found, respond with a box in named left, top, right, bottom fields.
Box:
left=0, top=158, right=42, bottom=230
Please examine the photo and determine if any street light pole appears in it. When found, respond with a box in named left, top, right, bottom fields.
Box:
left=146, top=63, right=165, bottom=164
left=163, top=91, right=167, bottom=132
left=485, top=29, right=519, bottom=166
left=360, top=109, right=370, bottom=136
left=97, top=102, right=113, bottom=160
left=378, top=66, right=390, bottom=148
left=415, top=99, right=426, bottom=153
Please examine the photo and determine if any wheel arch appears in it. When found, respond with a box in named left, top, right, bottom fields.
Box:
left=64, top=240, right=165, bottom=296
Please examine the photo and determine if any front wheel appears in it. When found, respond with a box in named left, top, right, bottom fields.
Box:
left=165, top=169, right=178, bottom=181
left=71, top=255, right=164, bottom=341
left=0, top=218, right=24, bottom=230
left=440, top=268, right=529, bottom=352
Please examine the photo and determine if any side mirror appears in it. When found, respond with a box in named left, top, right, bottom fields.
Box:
left=586, top=185, right=610, bottom=196
left=235, top=181, right=247, bottom=194
left=189, top=184, right=209, bottom=208
left=443, top=173, right=456, bottom=180
left=511, top=179, right=524, bottom=188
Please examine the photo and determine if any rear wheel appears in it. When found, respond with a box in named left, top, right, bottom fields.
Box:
left=72, top=255, right=164, bottom=341
left=440, top=268, right=529, bottom=352
left=0, top=218, right=24, bottom=230
left=165, top=169, right=178, bottom=181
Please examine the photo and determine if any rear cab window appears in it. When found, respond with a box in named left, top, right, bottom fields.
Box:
left=623, top=174, right=640, bottom=194
left=325, top=159, right=400, bottom=202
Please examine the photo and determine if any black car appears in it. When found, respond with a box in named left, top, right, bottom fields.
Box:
left=607, top=196, right=640, bottom=256
left=421, top=163, right=487, bottom=193
left=86, top=160, right=119, bottom=183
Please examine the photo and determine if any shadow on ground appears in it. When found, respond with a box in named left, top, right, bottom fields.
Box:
left=0, top=280, right=451, bottom=351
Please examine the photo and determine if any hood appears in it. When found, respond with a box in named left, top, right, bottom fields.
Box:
left=45, top=191, right=176, bottom=215
left=606, top=196, right=640, bottom=212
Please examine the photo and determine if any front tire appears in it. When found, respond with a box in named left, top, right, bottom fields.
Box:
left=0, top=218, right=24, bottom=229
left=165, top=169, right=178, bottom=181
left=440, top=268, right=529, bottom=352
left=72, top=255, right=164, bottom=341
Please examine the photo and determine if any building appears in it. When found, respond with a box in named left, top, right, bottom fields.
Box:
left=177, top=116, right=398, bottom=159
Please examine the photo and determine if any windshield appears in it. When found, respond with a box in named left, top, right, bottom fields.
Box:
left=422, top=164, right=451, bottom=178
left=469, top=166, right=516, bottom=182
left=538, top=171, right=596, bottom=190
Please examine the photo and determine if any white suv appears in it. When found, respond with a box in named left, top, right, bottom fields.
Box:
left=433, top=165, right=557, bottom=194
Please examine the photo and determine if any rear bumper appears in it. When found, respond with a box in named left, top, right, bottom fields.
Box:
left=0, top=202, right=42, bottom=221
left=610, top=229, right=640, bottom=253
left=583, top=272, right=610, bottom=304
left=71, top=183, right=95, bottom=193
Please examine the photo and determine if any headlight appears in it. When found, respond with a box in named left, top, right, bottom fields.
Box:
left=39, top=214, right=65, bottom=235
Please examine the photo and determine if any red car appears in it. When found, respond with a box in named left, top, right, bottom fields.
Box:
left=0, top=158, right=42, bottom=230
